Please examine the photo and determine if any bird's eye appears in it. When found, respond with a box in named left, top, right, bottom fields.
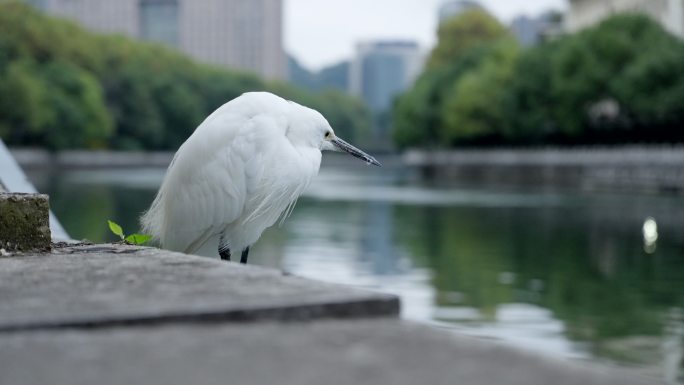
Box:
left=325, top=131, right=332, bottom=139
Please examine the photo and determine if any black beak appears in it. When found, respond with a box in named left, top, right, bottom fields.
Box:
left=331, top=137, right=382, bottom=167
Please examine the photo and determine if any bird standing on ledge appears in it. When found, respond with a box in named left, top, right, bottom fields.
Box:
left=141, top=92, right=381, bottom=264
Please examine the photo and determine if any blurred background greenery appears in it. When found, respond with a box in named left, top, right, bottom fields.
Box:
left=0, top=1, right=371, bottom=150
left=3, top=2, right=684, bottom=151
left=393, top=9, right=684, bottom=147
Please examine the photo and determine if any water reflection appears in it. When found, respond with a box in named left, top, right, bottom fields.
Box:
left=27, top=161, right=684, bottom=382
left=643, top=217, right=658, bottom=254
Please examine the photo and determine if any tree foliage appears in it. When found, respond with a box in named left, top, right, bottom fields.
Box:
left=0, top=1, right=371, bottom=150
left=427, top=8, right=509, bottom=70
left=394, top=12, right=684, bottom=148
left=393, top=9, right=511, bottom=147
left=505, top=13, right=684, bottom=144
left=441, top=39, right=520, bottom=144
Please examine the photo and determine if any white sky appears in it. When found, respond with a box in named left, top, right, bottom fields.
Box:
left=285, top=0, right=567, bottom=70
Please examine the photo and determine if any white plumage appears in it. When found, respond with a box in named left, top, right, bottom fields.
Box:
left=141, top=92, right=380, bottom=262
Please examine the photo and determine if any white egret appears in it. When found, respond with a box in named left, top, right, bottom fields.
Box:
left=141, top=92, right=380, bottom=263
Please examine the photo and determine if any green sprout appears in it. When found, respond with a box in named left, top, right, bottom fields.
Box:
left=107, top=220, right=152, bottom=245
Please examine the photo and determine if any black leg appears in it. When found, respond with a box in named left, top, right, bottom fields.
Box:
left=219, top=234, right=230, bottom=261
left=240, top=247, right=250, bottom=264
left=219, top=246, right=231, bottom=261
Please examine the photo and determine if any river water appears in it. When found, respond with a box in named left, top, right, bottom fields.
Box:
left=26, top=155, right=684, bottom=382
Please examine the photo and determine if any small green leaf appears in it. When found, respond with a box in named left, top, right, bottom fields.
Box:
left=107, top=220, right=124, bottom=240
left=125, top=234, right=152, bottom=245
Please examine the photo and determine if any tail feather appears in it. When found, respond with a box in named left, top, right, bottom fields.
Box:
left=140, top=189, right=165, bottom=246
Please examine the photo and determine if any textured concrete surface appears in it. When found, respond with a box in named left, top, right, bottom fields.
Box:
left=0, top=243, right=666, bottom=385
left=0, top=320, right=660, bottom=385
left=0, top=244, right=398, bottom=331
left=0, top=193, right=51, bottom=252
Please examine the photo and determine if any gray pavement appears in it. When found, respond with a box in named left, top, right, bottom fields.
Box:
left=0, top=320, right=659, bottom=385
left=0, top=244, right=665, bottom=385
left=0, top=244, right=398, bottom=331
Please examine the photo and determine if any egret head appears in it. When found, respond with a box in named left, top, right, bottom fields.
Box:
left=288, top=105, right=381, bottom=167
left=322, top=130, right=381, bottom=167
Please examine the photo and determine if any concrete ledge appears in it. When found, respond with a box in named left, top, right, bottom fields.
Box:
left=0, top=320, right=660, bottom=385
left=0, top=244, right=399, bottom=331
left=0, top=193, right=51, bottom=252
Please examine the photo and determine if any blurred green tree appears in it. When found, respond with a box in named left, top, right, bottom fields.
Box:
left=0, top=58, right=112, bottom=149
left=395, top=11, right=684, bottom=148
left=392, top=71, right=442, bottom=147
left=393, top=10, right=509, bottom=148
left=39, top=60, right=113, bottom=149
left=0, top=1, right=372, bottom=150
left=427, top=8, right=509, bottom=70
left=504, top=13, right=684, bottom=144
left=0, top=59, right=52, bottom=143
left=500, top=45, right=556, bottom=144
left=441, top=39, right=520, bottom=144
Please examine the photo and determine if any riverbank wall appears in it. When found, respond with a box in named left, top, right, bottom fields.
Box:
left=10, top=146, right=684, bottom=194
left=405, top=146, right=684, bottom=194
left=10, top=149, right=175, bottom=169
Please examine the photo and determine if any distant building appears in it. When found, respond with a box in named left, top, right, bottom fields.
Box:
left=438, top=0, right=482, bottom=23
left=140, top=0, right=179, bottom=47
left=349, top=41, right=424, bottom=114
left=25, top=0, right=286, bottom=80
left=288, top=57, right=349, bottom=93
left=567, top=0, right=684, bottom=38
left=510, top=11, right=564, bottom=47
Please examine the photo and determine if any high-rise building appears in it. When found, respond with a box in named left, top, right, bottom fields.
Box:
left=26, top=0, right=286, bottom=80
left=438, top=0, right=482, bottom=23
left=567, top=0, right=684, bottom=38
left=140, top=0, right=179, bottom=47
left=349, top=41, right=424, bottom=114
left=510, top=11, right=564, bottom=47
